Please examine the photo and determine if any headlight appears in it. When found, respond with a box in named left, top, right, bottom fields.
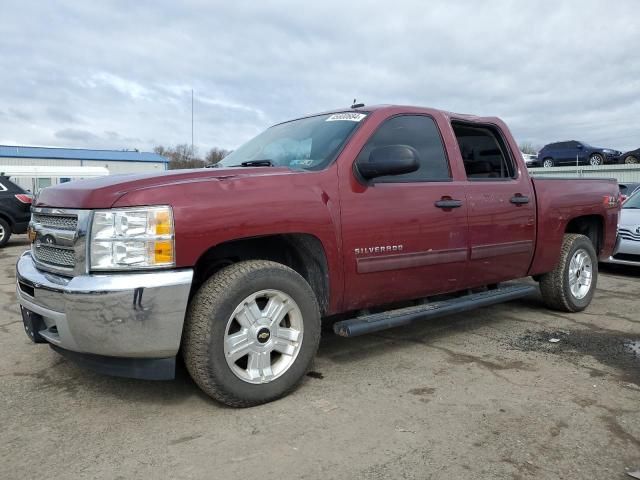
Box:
left=89, top=206, right=175, bottom=271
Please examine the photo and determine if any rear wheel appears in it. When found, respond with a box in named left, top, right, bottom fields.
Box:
left=589, top=153, right=604, bottom=166
left=539, top=234, right=597, bottom=312
left=542, top=158, right=554, bottom=168
left=182, top=260, right=321, bottom=407
left=624, top=155, right=638, bottom=164
left=0, top=218, right=11, bottom=248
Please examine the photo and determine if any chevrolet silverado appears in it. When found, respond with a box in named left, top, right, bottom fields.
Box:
left=16, top=105, right=620, bottom=406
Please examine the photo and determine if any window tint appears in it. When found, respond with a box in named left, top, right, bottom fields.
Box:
left=355, top=115, right=450, bottom=182
left=453, top=122, right=516, bottom=180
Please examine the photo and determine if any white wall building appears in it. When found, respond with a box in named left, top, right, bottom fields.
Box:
left=0, top=145, right=169, bottom=192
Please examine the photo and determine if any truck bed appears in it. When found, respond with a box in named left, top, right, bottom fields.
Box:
left=528, top=177, right=619, bottom=276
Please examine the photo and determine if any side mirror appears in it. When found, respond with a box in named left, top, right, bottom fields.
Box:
left=356, top=145, right=420, bottom=180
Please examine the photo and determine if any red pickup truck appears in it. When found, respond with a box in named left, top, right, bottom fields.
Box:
left=16, top=105, right=619, bottom=407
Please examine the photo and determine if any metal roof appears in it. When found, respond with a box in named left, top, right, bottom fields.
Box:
left=0, top=145, right=169, bottom=163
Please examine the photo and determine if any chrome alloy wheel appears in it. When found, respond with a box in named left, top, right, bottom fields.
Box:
left=568, top=248, right=593, bottom=299
left=543, top=159, right=553, bottom=168
left=0, top=224, right=5, bottom=241
left=224, top=289, right=304, bottom=384
left=589, top=154, right=603, bottom=166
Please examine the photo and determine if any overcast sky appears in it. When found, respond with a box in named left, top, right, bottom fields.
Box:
left=1, top=0, right=639, bottom=154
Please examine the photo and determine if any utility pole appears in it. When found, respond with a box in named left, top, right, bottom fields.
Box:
left=191, top=89, right=194, bottom=157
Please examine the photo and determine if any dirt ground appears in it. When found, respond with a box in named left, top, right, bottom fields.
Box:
left=1, top=235, right=639, bottom=479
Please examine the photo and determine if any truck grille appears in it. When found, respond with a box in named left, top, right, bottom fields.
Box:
left=33, top=244, right=76, bottom=267
left=618, top=227, right=640, bottom=242
left=32, top=213, right=78, bottom=231
left=30, top=209, right=83, bottom=274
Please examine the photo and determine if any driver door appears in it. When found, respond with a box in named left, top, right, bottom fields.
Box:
left=339, top=115, right=469, bottom=311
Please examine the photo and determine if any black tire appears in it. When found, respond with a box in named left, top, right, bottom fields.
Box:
left=589, top=153, right=603, bottom=166
left=542, top=158, right=554, bottom=168
left=539, top=234, right=598, bottom=312
left=0, top=218, right=11, bottom=248
left=624, top=155, right=638, bottom=164
left=182, top=260, right=321, bottom=407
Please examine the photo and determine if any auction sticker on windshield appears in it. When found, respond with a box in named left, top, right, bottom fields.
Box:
left=326, top=112, right=367, bottom=122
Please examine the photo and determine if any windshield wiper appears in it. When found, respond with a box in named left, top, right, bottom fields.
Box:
left=239, top=159, right=274, bottom=167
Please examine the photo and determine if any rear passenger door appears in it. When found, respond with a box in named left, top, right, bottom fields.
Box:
left=561, top=141, right=580, bottom=165
left=339, top=115, right=469, bottom=311
left=453, top=122, right=536, bottom=286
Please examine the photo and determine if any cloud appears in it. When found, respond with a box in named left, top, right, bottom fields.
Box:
left=0, top=0, right=639, bottom=153
left=80, top=72, right=153, bottom=100
left=55, top=128, right=100, bottom=142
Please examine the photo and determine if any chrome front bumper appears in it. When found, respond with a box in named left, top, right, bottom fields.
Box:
left=16, top=252, right=193, bottom=358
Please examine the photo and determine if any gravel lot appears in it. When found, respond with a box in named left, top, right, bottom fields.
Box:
left=1, top=236, right=639, bottom=479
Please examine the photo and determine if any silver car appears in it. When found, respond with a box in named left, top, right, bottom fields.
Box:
left=606, top=190, right=640, bottom=266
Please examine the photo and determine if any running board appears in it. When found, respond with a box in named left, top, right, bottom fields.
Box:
left=333, top=284, right=537, bottom=338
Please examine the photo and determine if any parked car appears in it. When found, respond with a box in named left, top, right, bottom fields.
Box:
left=538, top=141, right=621, bottom=167
left=16, top=105, right=620, bottom=407
left=521, top=151, right=540, bottom=168
left=604, top=189, right=640, bottom=266
left=0, top=175, right=32, bottom=247
left=620, top=147, right=640, bottom=165
left=619, top=182, right=640, bottom=203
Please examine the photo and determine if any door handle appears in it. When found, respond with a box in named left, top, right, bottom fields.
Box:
left=510, top=194, right=530, bottom=205
left=435, top=199, right=463, bottom=209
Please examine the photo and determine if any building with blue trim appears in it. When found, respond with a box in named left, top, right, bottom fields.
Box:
left=0, top=145, right=169, bottom=191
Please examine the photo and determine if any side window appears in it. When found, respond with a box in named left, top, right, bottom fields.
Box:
left=356, top=115, right=450, bottom=182
left=453, top=122, right=516, bottom=180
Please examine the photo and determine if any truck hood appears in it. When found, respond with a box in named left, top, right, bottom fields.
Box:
left=34, top=167, right=295, bottom=209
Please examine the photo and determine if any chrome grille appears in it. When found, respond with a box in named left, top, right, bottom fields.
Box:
left=32, top=213, right=78, bottom=231
left=618, top=227, right=640, bottom=242
left=33, top=244, right=75, bottom=267
left=30, top=209, right=85, bottom=275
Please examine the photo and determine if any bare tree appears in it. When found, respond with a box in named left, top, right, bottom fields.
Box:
left=519, top=142, right=541, bottom=155
left=154, top=144, right=206, bottom=169
left=205, top=147, right=230, bottom=165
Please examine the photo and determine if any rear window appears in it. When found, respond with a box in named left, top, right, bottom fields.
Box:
left=452, top=123, right=516, bottom=180
left=0, top=176, right=24, bottom=193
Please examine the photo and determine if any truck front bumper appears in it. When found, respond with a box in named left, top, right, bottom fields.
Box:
left=16, top=252, right=193, bottom=379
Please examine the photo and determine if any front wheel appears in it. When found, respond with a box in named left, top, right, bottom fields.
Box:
left=539, top=234, right=598, bottom=312
left=182, top=260, right=321, bottom=407
left=542, top=158, right=554, bottom=168
left=589, top=153, right=604, bottom=166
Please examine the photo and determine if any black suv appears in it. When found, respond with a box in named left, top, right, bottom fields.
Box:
left=537, top=141, right=621, bottom=168
left=0, top=176, right=32, bottom=247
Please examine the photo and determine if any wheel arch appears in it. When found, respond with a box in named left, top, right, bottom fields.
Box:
left=564, top=214, right=604, bottom=254
left=190, top=233, right=331, bottom=315
left=0, top=211, right=15, bottom=227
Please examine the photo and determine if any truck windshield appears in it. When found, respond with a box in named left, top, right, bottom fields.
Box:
left=218, top=112, right=367, bottom=171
